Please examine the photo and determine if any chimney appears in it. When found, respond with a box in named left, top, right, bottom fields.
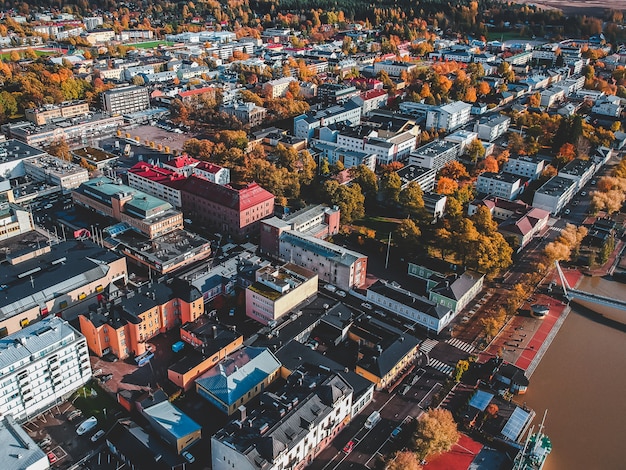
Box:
left=238, top=405, right=246, bottom=422
left=212, top=325, right=218, bottom=339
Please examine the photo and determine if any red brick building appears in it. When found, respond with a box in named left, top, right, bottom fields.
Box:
left=176, top=176, right=275, bottom=240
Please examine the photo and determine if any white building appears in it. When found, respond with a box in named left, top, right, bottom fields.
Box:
left=1, top=414, right=49, bottom=470
left=23, top=155, right=89, bottom=191
left=592, top=95, right=623, bottom=117
left=193, top=161, right=231, bottom=185
left=540, top=87, right=565, bottom=108
left=373, top=60, right=417, bottom=77
left=263, top=77, right=297, bottom=99
left=444, top=130, right=478, bottom=154
left=473, top=114, right=511, bottom=142
left=293, top=102, right=361, bottom=140
left=101, top=86, right=150, bottom=115
left=476, top=172, right=525, bottom=200
left=396, top=164, right=436, bottom=192
left=558, top=158, right=597, bottom=192
left=532, top=176, right=577, bottom=214
left=425, top=101, right=472, bottom=132
left=313, top=143, right=377, bottom=171
left=503, top=155, right=547, bottom=181
left=408, top=140, right=461, bottom=171
left=0, top=316, right=92, bottom=422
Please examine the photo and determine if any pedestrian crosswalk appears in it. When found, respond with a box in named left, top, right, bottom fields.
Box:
left=428, top=358, right=454, bottom=376
left=419, top=339, right=439, bottom=354
left=446, top=338, right=476, bottom=353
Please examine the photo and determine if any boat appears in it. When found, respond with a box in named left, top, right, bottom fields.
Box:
left=514, top=410, right=552, bottom=470
left=530, top=304, right=550, bottom=319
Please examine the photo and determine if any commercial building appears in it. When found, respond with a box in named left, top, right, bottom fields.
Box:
left=349, top=315, right=421, bottom=390
left=127, top=162, right=186, bottom=208
left=175, top=176, right=275, bottom=240
left=473, top=114, right=511, bottom=142
left=0, top=239, right=127, bottom=336
left=263, top=77, right=297, bottom=99
left=79, top=277, right=204, bottom=360
left=102, top=86, right=150, bottom=115
left=72, top=177, right=183, bottom=239
left=427, top=271, right=484, bottom=315
left=373, top=60, right=418, bottom=77
left=23, top=155, right=89, bottom=190
left=532, top=176, right=577, bottom=214
left=246, top=263, right=318, bottom=325
left=0, top=203, right=33, bottom=241
left=196, top=346, right=281, bottom=415
left=476, top=172, right=526, bottom=200
left=141, top=400, right=202, bottom=454
left=277, top=231, right=367, bottom=290
left=0, top=316, right=92, bottom=422
left=260, top=205, right=340, bottom=258
left=408, top=140, right=461, bottom=171
left=25, top=101, right=89, bottom=126
left=72, top=147, right=119, bottom=171
left=293, top=102, right=361, bottom=140
left=0, top=140, right=48, bottom=181
left=503, top=155, right=547, bottom=181
left=366, top=280, right=454, bottom=334
left=211, top=368, right=352, bottom=470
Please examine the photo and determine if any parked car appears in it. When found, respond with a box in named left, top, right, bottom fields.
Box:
left=47, top=452, right=58, bottom=464
left=38, top=437, right=52, bottom=448
left=581, top=191, right=587, bottom=197
left=361, top=302, right=373, bottom=310
left=323, top=284, right=337, bottom=292
left=342, top=440, right=355, bottom=454
left=390, top=426, right=402, bottom=440
left=66, top=410, right=82, bottom=421
left=182, top=451, right=195, bottom=463
left=336, top=290, right=346, bottom=298
left=90, top=430, right=105, bottom=442
left=564, top=209, right=571, bottom=215
left=76, top=416, right=98, bottom=436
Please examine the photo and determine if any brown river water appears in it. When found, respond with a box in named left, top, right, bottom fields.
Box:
left=519, top=275, right=626, bottom=470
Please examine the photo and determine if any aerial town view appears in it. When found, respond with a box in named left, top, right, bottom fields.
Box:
left=1, top=1, right=625, bottom=470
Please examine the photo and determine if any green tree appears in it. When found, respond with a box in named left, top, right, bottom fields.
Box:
left=413, top=409, right=460, bottom=460
left=380, top=171, right=402, bottom=203
left=349, top=164, right=378, bottom=199
left=471, top=206, right=498, bottom=235
left=466, top=138, right=485, bottom=163
left=323, top=180, right=365, bottom=223
left=454, top=359, right=470, bottom=382
left=399, top=181, right=425, bottom=219
left=396, top=218, right=421, bottom=255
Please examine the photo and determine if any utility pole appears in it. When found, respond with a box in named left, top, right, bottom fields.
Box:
left=385, top=232, right=392, bottom=269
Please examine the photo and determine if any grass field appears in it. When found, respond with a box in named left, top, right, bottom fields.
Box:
left=130, top=40, right=174, bottom=49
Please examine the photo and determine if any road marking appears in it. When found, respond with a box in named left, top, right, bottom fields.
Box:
left=428, top=358, right=454, bottom=376
left=446, top=338, right=475, bottom=353
left=418, top=382, right=443, bottom=409
left=419, top=338, right=438, bottom=354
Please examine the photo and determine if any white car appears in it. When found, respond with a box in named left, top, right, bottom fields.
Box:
left=336, top=290, right=346, bottom=298
left=90, top=430, right=105, bottom=442
left=182, top=451, right=195, bottom=463
left=76, top=416, right=97, bottom=436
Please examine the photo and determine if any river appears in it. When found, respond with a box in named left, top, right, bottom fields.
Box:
left=519, top=275, right=626, bottom=470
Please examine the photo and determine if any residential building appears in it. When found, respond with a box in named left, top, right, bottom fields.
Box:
left=476, top=172, right=526, bottom=200
left=558, top=158, right=597, bottom=191
left=220, top=102, right=267, bottom=127
left=72, top=177, right=183, bottom=239
left=0, top=239, right=127, bottom=336
left=351, top=89, right=388, bottom=116
left=426, top=101, right=472, bottom=131
left=161, top=155, right=200, bottom=177
left=141, top=400, right=202, bottom=454
left=262, top=77, right=297, bottom=99
left=540, top=87, right=566, bottom=107
left=444, top=130, right=478, bottom=154
left=193, top=161, right=231, bottom=185
left=503, top=155, right=547, bottom=181
left=196, top=346, right=281, bottom=415
left=293, top=102, right=361, bottom=140
left=317, top=84, right=360, bottom=105
left=428, top=271, right=484, bottom=315
left=423, top=192, right=447, bottom=220
left=25, top=101, right=89, bottom=126
left=260, top=205, right=340, bottom=258
left=0, top=316, right=92, bottom=422
left=23, top=155, right=89, bottom=190
left=0, top=140, right=48, bottom=181
left=127, top=162, right=186, bottom=208
left=348, top=315, right=420, bottom=390
left=83, top=29, right=115, bottom=45
left=373, top=60, right=417, bottom=77
left=175, top=176, right=275, bottom=240
left=498, top=206, right=551, bottom=250
left=277, top=231, right=367, bottom=290
left=83, top=16, right=104, bottom=30
left=245, top=263, right=318, bottom=325
left=592, top=95, right=623, bottom=117
left=211, top=368, right=352, bottom=470
left=408, top=140, right=461, bottom=171
left=396, top=164, right=436, bottom=192
left=102, top=86, right=150, bottom=115
left=313, top=142, right=377, bottom=171
left=532, top=176, right=577, bottom=214
left=366, top=280, right=454, bottom=334
left=473, top=114, right=511, bottom=142
left=0, top=203, right=33, bottom=241
left=79, top=277, right=204, bottom=360
left=0, top=414, right=49, bottom=469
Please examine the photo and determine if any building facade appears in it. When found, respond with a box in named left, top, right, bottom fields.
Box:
left=102, top=86, right=150, bottom=115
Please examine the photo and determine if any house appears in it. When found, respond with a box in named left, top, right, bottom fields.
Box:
left=141, top=400, right=202, bottom=453
left=428, top=271, right=485, bottom=315
left=196, top=347, right=281, bottom=415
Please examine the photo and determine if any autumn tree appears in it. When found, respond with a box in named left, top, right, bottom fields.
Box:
left=454, top=359, right=469, bottom=382
left=322, top=180, right=365, bottom=223
left=436, top=177, right=458, bottom=195
left=349, top=164, right=378, bottom=200
left=507, top=132, right=525, bottom=155
left=399, top=181, right=425, bottom=219
left=475, top=156, right=499, bottom=174
left=555, top=143, right=576, bottom=167
left=439, top=161, right=469, bottom=181
left=466, top=138, right=486, bottom=163
left=413, top=409, right=460, bottom=460
left=46, top=138, right=71, bottom=161
left=386, top=451, right=422, bottom=470
left=380, top=171, right=402, bottom=203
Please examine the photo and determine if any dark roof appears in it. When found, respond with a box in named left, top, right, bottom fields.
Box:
left=431, top=271, right=483, bottom=302
left=368, top=280, right=451, bottom=319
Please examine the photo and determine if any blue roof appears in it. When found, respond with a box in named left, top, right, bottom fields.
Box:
left=469, top=390, right=494, bottom=411
left=501, top=406, right=530, bottom=441
left=143, top=401, right=201, bottom=439
left=195, top=347, right=281, bottom=406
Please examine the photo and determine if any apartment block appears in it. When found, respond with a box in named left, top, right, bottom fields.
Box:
left=408, top=140, right=461, bottom=171
left=532, top=176, right=577, bottom=214
left=473, top=114, right=511, bottom=142
left=476, top=172, right=525, bottom=200
left=102, top=86, right=150, bottom=115
left=503, top=155, right=547, bottom=181
left=25, top=101, right=90, bottom=126
left=0, top=316, right=92, bottom=422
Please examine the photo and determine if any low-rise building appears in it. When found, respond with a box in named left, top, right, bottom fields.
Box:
left=72, top=147, right=119, bottom=170
left=423, top=192, right=447, bottom=220
left=476, top=172, right=526, bottom=200
left=246, top=263, right=318, bottom=326
left=373, top=60, right=417, bottom=77
left=366, top=280, right=454, bottom=334
left=318, top=83, right=360, bottom=105
left=1, top=414, right=49, bottom=468
left=79, top=277, right=204, bottom=360
left=351, top=89, right=388, bottom=116
left=408, top=140, right=461, bottom=171
left=0, top=316, right=92, bottom=422
left=313, top=142, right=377, bottom=171
left=592, top=95, right=623, bottom=117
left=396, top=164, right=436, bottom=192
left=220, top=102, right=267, bottom=127
left=473, top=114, right=511, bottom=142
left=196, top=346, right=281, bottom=415
left=25, top=101, right=90, bottom=126
left=428, top=271, right=484, bottom=315
left=503, top=155, right=547, bottom=181
left=141, top=400, right=202, bottom=454
left=558, top=158, right=597, bottom=191
left=23, top=155, right=89, bottom=190
left=0, top=140, right=48, bottom=181
left=498, top=206, right=551, bottom=251
left=532, top=176, right=577, bottom=214
left=277, top=231, right=367, bottom=290
left=263, top=77, right=297, bottom=99
left=211, top=368, right=352, bottom=470
left=0, top=202, right=33, bottom=241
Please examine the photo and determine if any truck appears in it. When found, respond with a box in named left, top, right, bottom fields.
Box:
left=364, top=410, right=381, bottom=429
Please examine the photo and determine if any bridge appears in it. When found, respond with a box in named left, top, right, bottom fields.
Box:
left=555, top=262, right=626, bottom=311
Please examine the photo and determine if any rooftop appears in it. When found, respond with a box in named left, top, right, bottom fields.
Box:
left=0, top=415, right=47, bottom=470
left=368, top=280, right=451, bottom=319
left=0, top=139, right=47, bottom=162
left=535, top=176, right=577, bottom=197
left=280, top=231, right=366, bottom=267
left=143, top=400, right=202, bottom=440
left=412, top=139, right=460, bottom=156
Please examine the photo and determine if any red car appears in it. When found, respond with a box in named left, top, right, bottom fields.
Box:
left=47, top=452, right=58, bottom=464
left=343, top=440, right=355, bottom=454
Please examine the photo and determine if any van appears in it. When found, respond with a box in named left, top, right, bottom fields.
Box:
left=364, top=410, right=381, bottom=429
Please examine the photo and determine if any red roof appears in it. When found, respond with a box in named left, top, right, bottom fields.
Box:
left=164, top=154, right=199, bottom=168
left=172, top=175, right=274, bottom=211
left=360, top=89, right=388, bottom=100
left=128, top=162, right=186, bottom=184
left=195, top=161, right=224, bottom=174
left=177, top=87, right=216, bottom=98
left=424, top=433, right=483, bottom=470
